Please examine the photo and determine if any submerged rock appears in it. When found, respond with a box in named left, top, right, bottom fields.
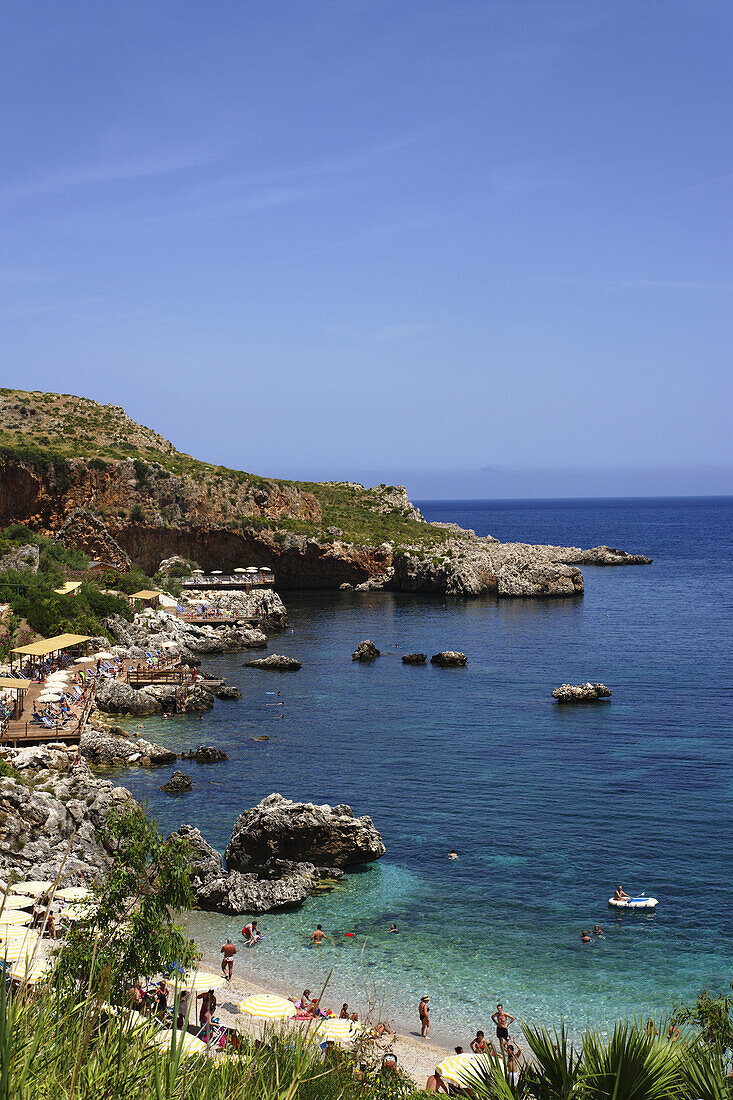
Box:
left=180, top=745, right=229, bottom=763
left=245, top=654, right=302, bottom=671
left=159, top=770, right=192, bottom=793
left=552, top=682, right=612, bottom=703
left=214, top=685, right=242, bottom=700
left=352, top=639, right=380, bottom=661
left=402, top=653, right=427, bottom=665
left=430, top=651, right=468, bottom=667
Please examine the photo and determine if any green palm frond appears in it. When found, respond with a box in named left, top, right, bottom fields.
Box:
left=521, top=1024, right=582, bottom=1100
left=581, top=1020, right=683, bottom=1100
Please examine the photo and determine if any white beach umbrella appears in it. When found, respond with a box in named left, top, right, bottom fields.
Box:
left=238, top=993, right=296, bottom=1020
left=46, top=672, right=71, bottom=682
left=38, top=691, right=62, bottom=702
left=437, top=1052, right=495, bottom=1087
left=246, top=567, right=259, bottom=573
left=94, top=651, right=114, bottom=660
left=210, top=570, right=223, bottom=575
left=233, top=568, right=247, bottom=573
left=10, top=881, right=54, bottom=895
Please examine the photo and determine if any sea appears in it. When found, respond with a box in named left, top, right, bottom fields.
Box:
left=119, top=496, right=732, bottom=1046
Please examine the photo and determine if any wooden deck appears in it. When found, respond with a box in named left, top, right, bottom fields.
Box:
left=0, top=682, right=94, bottom=747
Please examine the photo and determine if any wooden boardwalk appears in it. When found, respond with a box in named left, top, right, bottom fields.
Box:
left=1, top=680, right=94, bottom=746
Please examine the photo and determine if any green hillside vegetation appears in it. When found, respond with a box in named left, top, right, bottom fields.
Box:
left=0, top=524, right=145, bottom=657
left=0, top=389, right=447, bottom=548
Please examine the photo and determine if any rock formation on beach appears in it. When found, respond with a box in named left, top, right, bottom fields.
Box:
left=0, top=390, right=652, bottom=600
left=180, top=794, right=385, bottom=915
left=352, top=639, right=380, bottom=661
left=552, top=682, right=612, bottom=703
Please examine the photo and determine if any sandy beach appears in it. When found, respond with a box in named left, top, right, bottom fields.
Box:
left=194, top=941, right=453, bottom=1087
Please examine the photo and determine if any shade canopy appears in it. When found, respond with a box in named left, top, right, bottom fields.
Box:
left=0, top=942, right=41, bottom=963
left=56, top=887, right=92, bottom=902
left=53, top=581, right=82, bottom=595
left=38, top=691, right=62, bottom=702
left=233, top=568, right=246, bottom=573
left=130, top=590, right=160, bottom=600
left=181, top=970, right=225, bottom=991
left=246, top=567, right=259, bottom=573
left=0, top=911, right=32, bottom=925
left=153, top=1030, right=207, bottom=1056
left=12, top=634, right=91, bottom=657
left=93, top=651, right=115, bottom=660
left=210, top=570, right=223, bottom=575
left=10, top=881, right=54, bottom=895
left=0, top=895, right=36, bottom=910
left=314, top=1018, right=365, bottom=1041
left=437, top=1052, right=495, bottom=1086
left=239, top=993, right=295, bottom=1019
left=0, top=678, right=31, bottom=691
left=9, top=958, right=53, bottom=984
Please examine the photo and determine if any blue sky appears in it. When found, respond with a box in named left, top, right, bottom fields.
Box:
left=2, top=1, right=731, bottom=497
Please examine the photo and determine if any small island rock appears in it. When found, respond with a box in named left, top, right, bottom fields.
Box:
left=402, top=653, right=427, bottom=665
left=245, top=654, right=302, bottom=671
left=180, top=745, right=229, bottom=763
left=552, top=682, right=612, bottom=703
left=352, top=639, right=380, bottom=662
left=214, top=685, right=242, bottom=700
left=159, top=770, right=193, bottom=793
left=430, top=651, right=468, bottom=667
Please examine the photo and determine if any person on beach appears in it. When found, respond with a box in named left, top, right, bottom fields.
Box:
left=128, top=980, right=147, bottom=1012
left=581, top=930, right=592, bottom=943
left=294, top=990, right=311, bottom=1011
left=614, top=886, right=630, bottom=901
left=155, top=980, right=169, bottom=1019
left=593, top=924, right=603, bottom=936
left=177, top=987, right=191, bottom=1030
left=220, top=938, right=236, bottom=979
left=425, top=1068, right=450, bottom=1093
left=419, top=995, right=431, bottom=1037
left=340, top=1003, right=350, bottom=1019
left=310, top=924, right=328, bottom=945
left=197, top=988, right=217, bottom=1028
left=46, top=910, right=57, bottom=940
left=504, top=1040, right=522, bottom=1087
left=471, top=1030, right=489, bottom=1053
left=492, top=1004, right=514, bottom=1050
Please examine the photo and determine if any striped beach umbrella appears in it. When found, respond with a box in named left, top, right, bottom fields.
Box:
left=238, top=993, right=296, bottom=1020
left=0, top=895, right=36, bottom=910
left=9, top=957, right=53, bottom=984
left=0, top=941, right=43, bottom=963
left=0, top=910, right=32, bottom=925
left=437, top=1052, right=495, bottom=1086
left=181, top=970, right=226, bottom=991
left=10, top=881, right=54, bottom=895
left=153, top=1030, right=207, bottom=1057
left=56, top=887, right=93, bottom=902
left=313, top=1017, right=365, bottom=1041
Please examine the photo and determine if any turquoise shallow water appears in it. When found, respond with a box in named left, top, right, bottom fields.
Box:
left=120, top=497, right=732, bottom=1046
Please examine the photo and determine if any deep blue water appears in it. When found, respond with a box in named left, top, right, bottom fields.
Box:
left=120, top=497, right=732, bottom=1044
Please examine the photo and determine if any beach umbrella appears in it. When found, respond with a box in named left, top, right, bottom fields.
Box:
left=313, top=1018, right=365, bottom=1041
left=46, top=673, right=71, bottom=682
left=210, top=570, right=223, bottom=575
left=94, top=651, right=114, bottom=660
left=56, top=886, right=92, bottom=902
left=181, top=970, right=226, bottom=992
left=10, top=881, right=54, bottom=895
left=233, top=568, right=247, bottom=573
left=246, top=567, right=259, bottom=573
left=153, top=1030, right=207, bottom=1057
left=0, top=932, right=40, bottom=952
left=0, top=941, right=43, bottom=963
left=437, top=1052, right=495, bottom=1087
left=38, top=691, right=62, bottom=702
left=0, top=895, right=36, bottom=910
left=0, top=911, right=32, bottom=926
left=9, top=958, right=53, bottom=984
left=238, top=993, right=296, bottom=1020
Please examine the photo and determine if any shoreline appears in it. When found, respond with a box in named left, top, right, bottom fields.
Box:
left=192, top=935, right=453, bottom=1086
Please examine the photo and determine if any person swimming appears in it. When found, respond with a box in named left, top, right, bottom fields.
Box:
left=448, top=850, right=459, bottom=860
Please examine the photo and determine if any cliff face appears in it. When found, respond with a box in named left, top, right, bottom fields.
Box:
left=0, top=390, right=651, bottom=596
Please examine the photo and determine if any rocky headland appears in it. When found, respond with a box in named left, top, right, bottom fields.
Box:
left=0, top=390, right=651, bottom=600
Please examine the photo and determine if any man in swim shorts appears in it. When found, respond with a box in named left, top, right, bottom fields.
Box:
left=310, top=924, right=328, bottom=945
left=419, top=996, right=430, bottom=1037
left=220, top=937, right=236, bottom=979
left=504, top=1039, right=522, bottom=1086
left=491, top=1004, right=514, bottom=1050
left=614, top=886, right=630, bottom=901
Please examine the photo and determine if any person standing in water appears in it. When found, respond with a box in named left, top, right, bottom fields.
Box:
left=492, top=1004, right=514, bottom=1051
left=220, top=938, right=236, bottom=979
left=310, top=924, right=328, bottom=945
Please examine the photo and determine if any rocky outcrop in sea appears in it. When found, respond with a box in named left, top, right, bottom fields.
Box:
left=352, top=639, right=380, bottom=661
left=431, top=651, right=468, bottom=667
left=180, top=794, right=385, bottom=915
left=552, top=682, right=612, bottom=703
left=245, top=654, right=301, bottom=671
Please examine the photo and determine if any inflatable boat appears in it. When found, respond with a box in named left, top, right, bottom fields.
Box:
left=608, top=894, right=658, bottom=910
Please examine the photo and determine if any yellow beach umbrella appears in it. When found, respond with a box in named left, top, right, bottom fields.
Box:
left=0, top=895, right=36, bottom=910
left=313, top=1017, right=365, bottom=1041
left=154, top=1030, right=207, bottom=1057
left=0, top=910, right=32, bottom=925
left=238, top=993, right=296, bottom=1020
left=9, top=958, right=53, bottom=984
left=56, top=887, right=92, bottom=902
left=437, top=1052, right=495, bottom=1086
left=10, top=881, right=54, bottom=895
left=0, top=942, right=43, bottom=963
left=182, top=970, right=226, bottom=991
left=0, top=926, right=40, bottom=942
